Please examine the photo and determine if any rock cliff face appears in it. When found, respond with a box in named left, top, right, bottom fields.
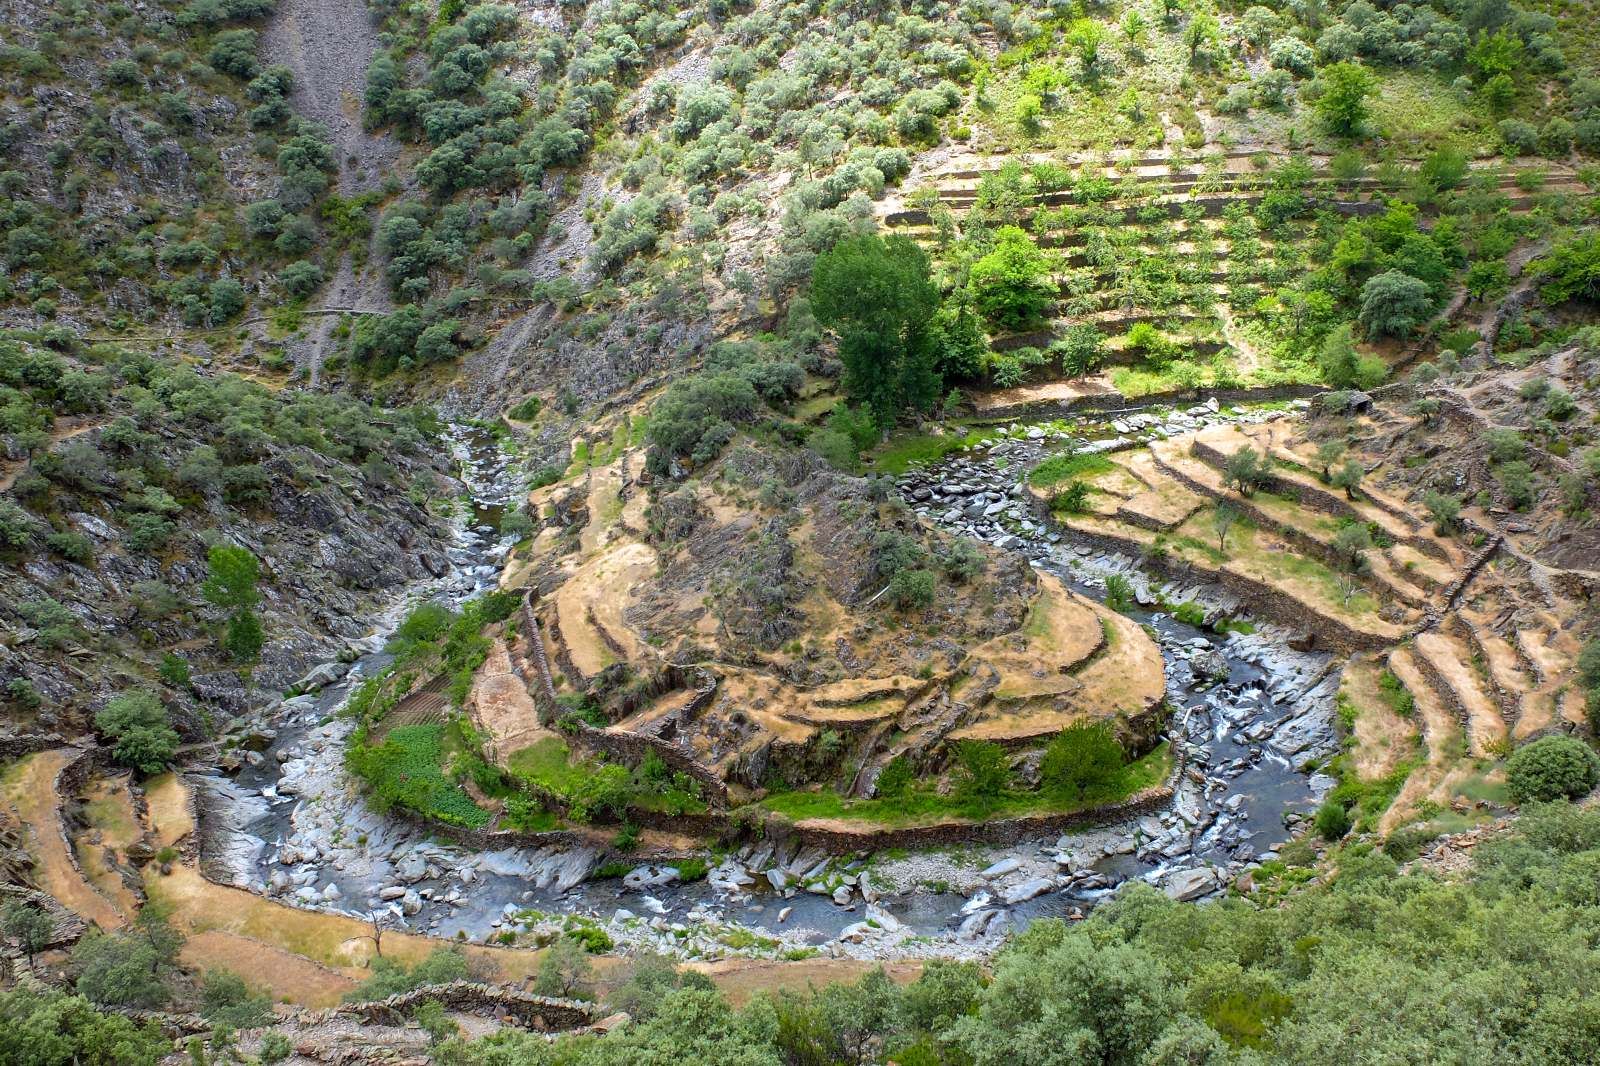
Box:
left=0, top=347, right=465, bottom=736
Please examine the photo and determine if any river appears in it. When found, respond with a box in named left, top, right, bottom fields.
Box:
left=195, top=404, right=1338, bottom=963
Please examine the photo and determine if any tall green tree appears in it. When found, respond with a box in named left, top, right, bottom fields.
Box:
left=93, top=691, right=179, bottom=775
left=200, top=544, right=260, bottom=613
left=202, top=544, right=264, bottom=666
left=1358, top=271, right=1432, bottom=337
left=1313, top=62, right=1376, bottom=137
left=968, top=225, right=1056, bottom=332
left=811, top=234, right=942, bottom=426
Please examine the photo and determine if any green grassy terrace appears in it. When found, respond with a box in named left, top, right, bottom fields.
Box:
left=759, top=741, right=1170, bottom=827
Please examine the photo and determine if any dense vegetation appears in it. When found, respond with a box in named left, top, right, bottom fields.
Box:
left=345, top=593, right=706, bottom=832
left=435, top=802, right=1600, bottom=1065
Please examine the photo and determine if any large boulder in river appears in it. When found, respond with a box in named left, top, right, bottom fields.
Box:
left=296, top=661, right=350, bottom=692
left=1164, top=867, right=1217, bottom=902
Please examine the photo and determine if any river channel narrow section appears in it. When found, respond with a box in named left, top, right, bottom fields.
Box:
left=196, top=404, right=1339, bottom=961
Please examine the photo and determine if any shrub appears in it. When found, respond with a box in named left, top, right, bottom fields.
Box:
left=1494, top=117, right=1537, bottom=155
left=1313, top=62, right=1376, bottom=136
left=94, top=690, right=179, bottom=775
left=158, top=654, right=191, bottom=687
left=952, top=740, right=1009, bottom=810
left=1505, top=736, right=1600, bottom=803
left=1039, top=723, right=1125, bottom=802
left=199, top=970, right=273, bottom=1028
left=1050, top=481, right=1092, bottom=513
left=941, top=538, right=985, bottom=583
left=967, top=226, right=1055, bottom=332
left=345, top=948, right=472, bottom=1002
left=1532, top=234, right=1600, bottom=305
left=278, top=260, right=325, bottom=297
left=0, top=500, right=37, bottom=550
left=259, top=1031, right=293, bottom=1064
left=1423, top=491, right=1461, bottom=534
left=1317, top=323, right=1388, bottom=388
left=888, top=568, right=936, bottom=611
left=1315, top=800, right=1352, bottom=840
left=45, top=530, right=92, bottom=563
left=876, top=754, right=915, bottom=798
left=1497, top=461, right=1535, bottom=510
left=208, top=29, right=260, bottom=79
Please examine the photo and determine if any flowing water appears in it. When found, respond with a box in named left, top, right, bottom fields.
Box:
left=197, top=407, right=1338, bottom=959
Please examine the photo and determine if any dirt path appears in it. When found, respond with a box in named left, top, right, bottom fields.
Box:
left=0, top=417, right=105, bottom=492
left=1, top=750, right=127, bottom=931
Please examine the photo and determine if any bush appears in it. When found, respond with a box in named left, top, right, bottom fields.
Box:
left=1497, top=119, right=1538, bottom=155
left=278, top=260, right=325, bottom=297
left=1315, top=800, right=1352, bottom=840
left=1532, top=234, right=1600, bottom=305
left=0, top=499, right=37, bottom=550
left=94, top=690, right=179, bottom=775
left=1359, top=271, right=1432, bottom=337
left=876, top=754, right=915, bottom=798
left=887, top=568, right=936, bottom=611
left=208, top=29, right=260, bottom=79
left=45, top=530, right=92, bottom=563
left=260, top=1030, right=293, bottom=1063
left=344, top=948, right=472, bottom=1002
left=952, top=740, right=1009, bottom=810
left=199, top=969, right=273, bottom=1028
left=1505, top=736, right=1600, bottom=803
left=1497, top=461, right=1535, bottom=510
left=967, top=226, right=1055, bottom=332
left=1039, top=723, right=1125, bottom=802
left=941, top=538, right=984, bottom=583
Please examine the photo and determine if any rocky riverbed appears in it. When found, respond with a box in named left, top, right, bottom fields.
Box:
left=194, top=405, right=1340, bottom=964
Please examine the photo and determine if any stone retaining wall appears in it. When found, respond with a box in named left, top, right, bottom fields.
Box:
left=1440, top=534, right=1503, bottom=610
left=0, top=884, right=88, bottom=949
left=889, top=194, right=1382, bottom=228
left=1184, top=438, right=1445, bottom=562
left=1150, top=448, right=1428, bottom=605
left=1025, top=508, right=1394, bottom=653
left=513, top=594, right=561, bottom=725
left=1452, top=615, right=1523, bottom=724
left=570, top=718, right=730, bottom=808
left=52, top=746, right=112, bottom=917
left=333, top=981, right=598, bottom=1031
left=972, top=383, right=1324, bottom=424
left=380, top=801, right=585, bottom=851
left=765, top=746, right=1186, bottom=852
left=0, top=731, right=67, bottom=761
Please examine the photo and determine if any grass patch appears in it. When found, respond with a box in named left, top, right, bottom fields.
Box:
left=346, top=723, right=491, bottom=829
left=507, top=737, right=595, bottom=794
left=869, top=427, right=985, bottom=474
left=759, top=742, right=1170, bottom=827
left=1366, top=71, right=1488, bottom=151
left=1028, top=451, right=1115, bottom=487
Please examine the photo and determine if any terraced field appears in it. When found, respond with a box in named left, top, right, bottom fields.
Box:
left=883, top=150, right=1590, bottom=403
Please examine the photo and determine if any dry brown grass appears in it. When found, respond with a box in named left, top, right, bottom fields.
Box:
left=3, top=750, right=127, bottom=930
